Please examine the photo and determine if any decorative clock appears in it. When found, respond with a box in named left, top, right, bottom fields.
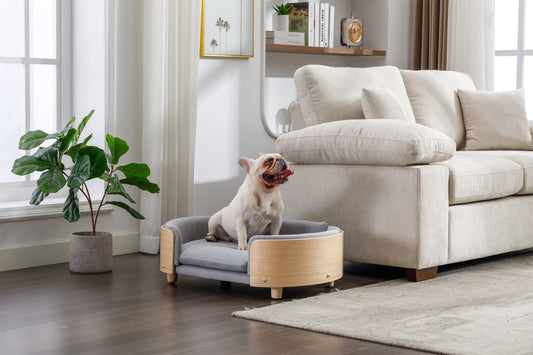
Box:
left=340, top=17, right=363, bottom=48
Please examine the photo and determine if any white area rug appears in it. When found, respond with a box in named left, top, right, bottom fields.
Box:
left=233, top=253, right=533, bottom=355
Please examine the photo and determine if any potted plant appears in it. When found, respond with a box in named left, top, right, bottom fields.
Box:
left=273, top=3, right=292, bottom=32
left=11, top=110, right=160, bottom=273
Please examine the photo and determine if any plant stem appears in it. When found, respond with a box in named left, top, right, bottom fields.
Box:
left=94, top=165, right=114, bottom=234
left=82, top=183, right=95, bottom=235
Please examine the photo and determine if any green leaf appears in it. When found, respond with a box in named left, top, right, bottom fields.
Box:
left=18, top=130, right=58, bottom=150
left=59, top=128, right=77, bottom=154
left=63, top=188, right=80, bottom=222
left=120, top=176, right=160, bottom=193
left=12, top=156, right=53, bottom=175
left=116, top=163, right=150, bottom=178
left=81, top=133, right=93, bottom=146
left=105, top=201, right=145, bottom=219
left=37, top=167, right=66, bottom=194
left=106, top=175, right=136, bottom=203
left=34, top=145, right=60, bottom=166
left=67, top=154, right=91, bottom=189
left=79, top=146, right=107, bottom=180
left=30, top=187, right=48, bottom=206
left=106, top=134, right=129, bottom=164
left=73, top=110, right=94, bottom=145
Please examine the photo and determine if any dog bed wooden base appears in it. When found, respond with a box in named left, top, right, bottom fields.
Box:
left=159, top=217, right=343, bottom=299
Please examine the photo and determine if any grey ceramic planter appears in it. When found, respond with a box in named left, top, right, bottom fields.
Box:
left=69, top=232, right=112, bottom=273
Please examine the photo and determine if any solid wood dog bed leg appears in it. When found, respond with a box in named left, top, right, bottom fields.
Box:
left=271, top=287, right=283, bottom=299
left=405, top=266, right=438, bottom=282
left=325, top=281, right=335, bottom=288
left=166, top=274, right=177, bottom=284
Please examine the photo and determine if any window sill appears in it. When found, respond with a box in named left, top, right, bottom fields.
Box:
left=0, top=198, right=113, bottom=222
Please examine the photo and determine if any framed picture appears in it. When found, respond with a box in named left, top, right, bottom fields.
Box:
left=200, top=0, right=254, bottom=58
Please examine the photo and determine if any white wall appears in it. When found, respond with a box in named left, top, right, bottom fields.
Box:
left=193, top=0, right=414, bottom=216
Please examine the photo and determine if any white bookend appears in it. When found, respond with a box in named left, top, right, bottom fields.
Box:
left=328, top=5, right=335, bottom=48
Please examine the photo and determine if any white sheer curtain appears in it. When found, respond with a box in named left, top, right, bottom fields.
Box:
left=140, top=0, right=201, bottom=253
left=447, top=0, right=495, bottom=90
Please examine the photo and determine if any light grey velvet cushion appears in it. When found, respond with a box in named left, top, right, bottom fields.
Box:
left=164, top=216, right=210, bottom=264
left=457, top=89, right=533, bottom=151
left=361, top=88, right=413, bottom=121
left=400, top=69, right=476, bottom=150
left=294, top=65, right=415, bottom=126
left=433, top=152, right=523, bottom=205
left=180, top=239, right=248, bottom=273
left=276, top=119, right=456, bottom=166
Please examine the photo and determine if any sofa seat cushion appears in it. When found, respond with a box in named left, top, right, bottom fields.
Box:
left=179, top=239, right=247, bottom=272
left=276, top=119, right=456, bottom=167
left=433, top=152, right=523, bottom=205
left=457, top=151, right=533, bottom=195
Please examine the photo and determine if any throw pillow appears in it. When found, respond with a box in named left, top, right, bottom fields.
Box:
left=361, top=88, right=412, bottom=121
left=457, top=89, right=533, bottom=151
left=276, top=119, right=456, bottom=167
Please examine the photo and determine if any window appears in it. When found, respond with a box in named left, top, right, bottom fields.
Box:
left=0, top=0, right=109, bottom=208
left=494, top=0, right=533, bottom=116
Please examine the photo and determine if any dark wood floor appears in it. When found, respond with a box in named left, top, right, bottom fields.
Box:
left=0, top=253, right=432, bottom=355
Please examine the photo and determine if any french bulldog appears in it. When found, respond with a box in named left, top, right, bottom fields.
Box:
left=205, top=153, right=294, bottom=250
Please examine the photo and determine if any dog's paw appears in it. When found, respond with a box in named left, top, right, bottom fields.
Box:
left=238, top=243, right=248, bottom=250
left=205, top=235, right=217, bottom=242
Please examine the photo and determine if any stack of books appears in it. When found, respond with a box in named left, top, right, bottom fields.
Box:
left=287, top=2, right=335, bottom=48
left=265, top=31, right=305, bottom=46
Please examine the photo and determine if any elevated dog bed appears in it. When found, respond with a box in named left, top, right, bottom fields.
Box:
left=160, top=217, right=344, bottom=299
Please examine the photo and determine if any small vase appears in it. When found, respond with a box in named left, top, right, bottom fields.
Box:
left=69, top=231, right=113, bottom=273
left=276, top=14, right=290, bottom=32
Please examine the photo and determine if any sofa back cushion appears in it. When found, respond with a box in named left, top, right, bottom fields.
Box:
left=294, top=65, right=415, bottom=127
left=400, top=70, right=476, bottom=150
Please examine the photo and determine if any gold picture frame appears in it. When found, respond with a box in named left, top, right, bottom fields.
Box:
left=200, top=0, right=254, bottom=58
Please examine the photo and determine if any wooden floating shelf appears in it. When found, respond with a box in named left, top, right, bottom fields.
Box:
left=265, top=43, right=386, bottom=56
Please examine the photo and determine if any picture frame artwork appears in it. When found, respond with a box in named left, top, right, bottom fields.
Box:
left=201, top=0, right=254, bottom=58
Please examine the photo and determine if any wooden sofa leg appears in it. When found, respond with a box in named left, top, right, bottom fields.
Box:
left=325, top=281, right=335, bottom=288
left=405, top=266, right=438, bottom=282
left=166, top=274, right=177, bottom=284
left=271, top=287, right=283, bottom=299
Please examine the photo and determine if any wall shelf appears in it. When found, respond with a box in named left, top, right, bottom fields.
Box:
left=265, top=43, right=387, bottom=57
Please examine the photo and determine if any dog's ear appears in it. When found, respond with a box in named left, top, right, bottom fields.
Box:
left=257, top=152, right=264, bottom=158
left=238, top=157, right=253, bottom=173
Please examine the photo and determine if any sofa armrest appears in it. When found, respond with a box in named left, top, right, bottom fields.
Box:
left=276, top=119, right=456, bottom=167
left=281, top=164, right=450, bottom=269
left=162, top=216, right=210, bottom=267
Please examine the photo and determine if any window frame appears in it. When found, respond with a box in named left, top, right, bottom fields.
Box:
left=494, top=0, right=533, bottom=88
left=0, top=0, right=71, bottom=193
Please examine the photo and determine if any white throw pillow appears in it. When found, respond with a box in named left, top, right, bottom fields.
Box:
left=276, top=119, right=456, bottom=166
left=361, top=88, right=412, bottom=121
left=457, top=89, right=533, bottom=151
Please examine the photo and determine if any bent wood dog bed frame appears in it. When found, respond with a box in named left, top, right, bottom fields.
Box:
left=159, top=216, right=344, bottom=299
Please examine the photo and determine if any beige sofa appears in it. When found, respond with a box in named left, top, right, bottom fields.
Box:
left=276, top=65, right=533, bottom=281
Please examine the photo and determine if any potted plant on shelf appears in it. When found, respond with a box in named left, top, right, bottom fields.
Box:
left=11, top=110, right=160, bottom=273
left=273, top=3, right=292, bottom=32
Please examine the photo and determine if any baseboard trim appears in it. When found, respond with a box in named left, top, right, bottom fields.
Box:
left=0, top=233, right=140, bottom=272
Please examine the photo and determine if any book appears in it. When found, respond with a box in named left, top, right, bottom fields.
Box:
left=328, top=5, right=335, bottom=48
left=288, top=2, right=313, bottom=46
left=313, top=3, right=320, bottom=47
left=265, top=31, right=305, bottom=46
left=319, top=3, right=330, bottom=47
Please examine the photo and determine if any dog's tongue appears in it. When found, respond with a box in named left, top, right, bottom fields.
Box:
left=278, top=169, right=294, bottom=179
